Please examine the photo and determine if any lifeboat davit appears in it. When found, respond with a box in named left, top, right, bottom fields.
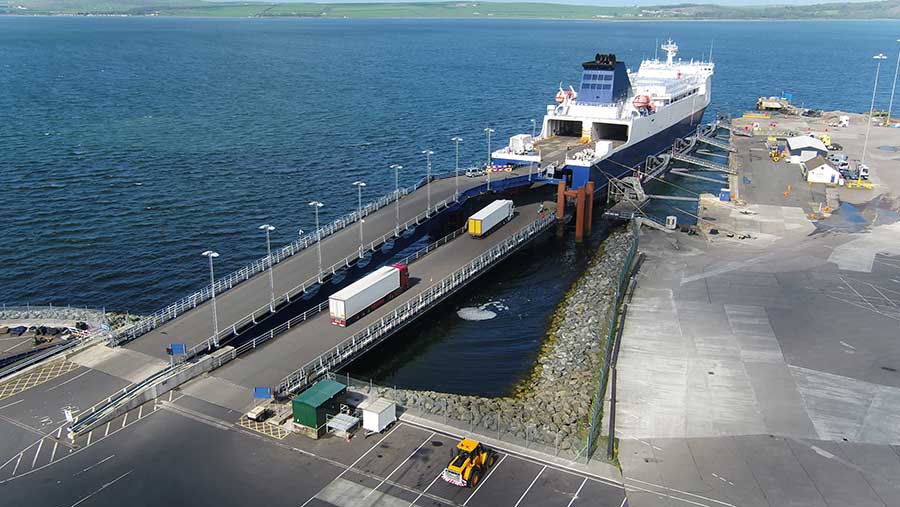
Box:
left=555, top=90, right=566, bottom=104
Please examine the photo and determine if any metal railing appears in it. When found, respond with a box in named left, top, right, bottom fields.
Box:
left=185, top=225, right=469, bottom=357
left=200, top=226, right=470, bottom=361
left=584, top=220, right=640, bottom=459
left=337, top=372, right=591, bottom=462
left=112, top=184, right=461, bottom=346
left=178, top=195, right=461, bottom=354
left=275, top=211, right=558, bottom=397
left=111, top=178, right=449, bottom=345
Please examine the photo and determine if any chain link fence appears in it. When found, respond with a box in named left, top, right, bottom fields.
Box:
left=584, top=219, right=640, bottom=459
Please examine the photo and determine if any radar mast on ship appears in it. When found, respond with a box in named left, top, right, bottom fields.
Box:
left=661, top=39, right=678, bottom=66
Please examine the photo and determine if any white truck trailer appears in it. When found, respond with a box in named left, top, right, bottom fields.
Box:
left=468, top=200, right=514, bottom=238
left=329, top=264, right=410, bottom=327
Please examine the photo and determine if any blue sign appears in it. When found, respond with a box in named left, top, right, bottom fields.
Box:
left=253, top=387, right=272, bottom=399
left=169, top=343, right=187, bottom=356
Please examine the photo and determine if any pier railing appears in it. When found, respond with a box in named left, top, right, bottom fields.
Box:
left=197, top=226, right=469, bottom=361
left=583, top=220, right=640, bottom=460
left=274, top=211, right=558, bottom=397
left=111, top=178, right=457, bottom=345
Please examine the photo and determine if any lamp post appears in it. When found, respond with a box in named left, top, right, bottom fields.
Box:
left=258, top=224, right=276, bottom=308
left=352, top=181, right=366, bottom=257
left=201, top=250, right=220, bottom=347
left=308, top=201, right=324, bottom=282
left=888, top=40, right=900, bottom=127
left=863, top=53, right=888, bottom=167
left=390, top=164, right=402, bottom=236
left=421, top=150, right=433, bottom=215
left=530, top=119, right=536, bottom=139
left=484, top=128, right=495, bottom=191
left=451, top=137, right=463, bottom=200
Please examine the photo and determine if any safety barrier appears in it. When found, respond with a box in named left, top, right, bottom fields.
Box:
left=274, top=211, right=558, bottom=397
left=201, top=226, right=469, bottom=360
left=111, top=181, right=457, bottom=346
left=583, top=220, right=640, bottom=460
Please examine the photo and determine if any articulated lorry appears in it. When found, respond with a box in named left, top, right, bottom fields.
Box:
left=468, top=200, right=514, bottom=238
left=329, top=264, right=410, bottom=327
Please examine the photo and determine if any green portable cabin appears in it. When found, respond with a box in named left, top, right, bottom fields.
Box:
left=292, top=379, right=347, bottom=436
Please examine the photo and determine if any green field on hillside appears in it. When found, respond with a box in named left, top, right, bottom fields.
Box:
left=5, top=0, right=900, bottom=19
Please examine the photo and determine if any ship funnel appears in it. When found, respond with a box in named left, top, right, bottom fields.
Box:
left=579, top=53, right=632, bottom=105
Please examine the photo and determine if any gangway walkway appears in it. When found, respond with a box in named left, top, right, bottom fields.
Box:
left=671, top=151, right=734, bottom=174
left=123, top=172, right=530, bottom=360
left=696, top=134, right=736, bottom=152
left=204, top=201, right=555, bottom=396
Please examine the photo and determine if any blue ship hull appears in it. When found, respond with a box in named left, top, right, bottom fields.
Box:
left=579, top=107, right=707, bottom=193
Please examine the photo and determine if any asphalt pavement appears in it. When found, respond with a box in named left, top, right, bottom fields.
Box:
left=127, top=172, right=524, bottom=360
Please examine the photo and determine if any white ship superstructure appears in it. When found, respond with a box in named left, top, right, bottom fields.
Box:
left=492, top=40, right=714, bottom=190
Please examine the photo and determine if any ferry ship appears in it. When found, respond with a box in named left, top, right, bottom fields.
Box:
left=492, top=40, right=714, bottom=192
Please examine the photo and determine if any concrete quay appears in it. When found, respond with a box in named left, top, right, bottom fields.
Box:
left=609, top=114, right=900, bottom=506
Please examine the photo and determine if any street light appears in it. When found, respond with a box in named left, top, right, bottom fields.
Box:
left=421, top=150, right=434, bottom=215
left=863, top=53, right=888, bottom=167
left=484, top=128, right=495, bottom=191
left=888, top=40, right=900, bottom=127
left=530, top=119, right=536, bottom=139
left=201, top=250, right=220, bottom=347
left=451, top=137, right=463, bottom=200
left=352, top=181, right=367, bottom=257
left=308, top=201, right=324, bottom=282
left=390, top=164, right=402, bottom=236
left=258, top=224, right=276, bottom=308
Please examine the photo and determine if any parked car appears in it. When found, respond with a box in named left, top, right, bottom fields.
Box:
left=828, top=142, right=843, bottom=151
left=464, top=166, right=486, bottom=178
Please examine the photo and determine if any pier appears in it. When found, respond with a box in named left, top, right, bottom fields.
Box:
left=118, top=171, right=539, bottom=360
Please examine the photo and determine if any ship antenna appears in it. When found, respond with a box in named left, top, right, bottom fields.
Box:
left=654, top=38, right=658, bottom=61
left=709, top=40, right=714, bottom=63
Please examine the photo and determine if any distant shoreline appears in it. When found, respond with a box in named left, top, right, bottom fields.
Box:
left=2, top=13, right=899, bottom=22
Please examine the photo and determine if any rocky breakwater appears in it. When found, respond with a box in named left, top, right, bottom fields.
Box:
left=367, top=229, right=635, bottom=454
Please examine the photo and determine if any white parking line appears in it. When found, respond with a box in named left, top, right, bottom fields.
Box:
left=45, top=369, right=91, bottom=392
left=11, top=453, right=22, bottom=477
left=121, top=412, right=128, bottom=428
left=2, top=338, right=31, bottom=353
left=31, top=439, right=44, bottom=469
left=69, top=469, right=133, bottom=507
left=299, top=423, right=404, bottom=507
left=138, top=405, right=143, bottom=419
left=514, top=465, right=546, bottom=507
left=0, top=399, right=24, bottom=411
left=566, top=478, right=587, bottom=507
left=50, top=442, right=58, bottom=463
left=104, top=422, right=111, bottom=437
left=86, top=431, right=92, bottom=447
left=464, top=454, right=507, bottom=506
left=367, top=432, right=435, bottom=497
left=619, top=497, right=627, bottom=507
left=407, top=469, right=444, bottom=506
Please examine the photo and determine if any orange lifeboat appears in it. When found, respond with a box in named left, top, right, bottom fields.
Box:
left=632, top=95, right=655, bottom=112
left=555, top=90, right=566, bottom=104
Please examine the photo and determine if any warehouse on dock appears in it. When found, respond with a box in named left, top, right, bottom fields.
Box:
left=802, top=156, right=843, bottom=185
left=786, top=135, right=828, bottom=163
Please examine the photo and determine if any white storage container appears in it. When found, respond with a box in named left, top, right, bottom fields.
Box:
left=468, top=200, right=514, bottom=237
left=329, top=266, right=400, bottom=326
left=509, top=134, right=533, bottom=154
left=361, top=397, right=396, bottom=434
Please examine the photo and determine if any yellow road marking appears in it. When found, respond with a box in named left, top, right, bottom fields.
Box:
left=0, top=361, right=80, bottom=401
left=237, top=418, right=289, bottom=440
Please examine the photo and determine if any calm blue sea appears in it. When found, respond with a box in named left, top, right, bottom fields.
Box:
left=2, top=17, right=898, bottom=393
